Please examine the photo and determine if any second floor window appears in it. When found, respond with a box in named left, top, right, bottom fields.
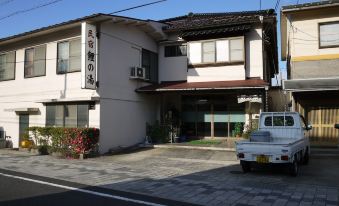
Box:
left=142, top=49, right=158, bottom=83
left=25, top=45, right=46, bottom=78
left=164, top=45, right=187, bottom=57
left=0, top=51, right=15, bottom=81
left=188, top=37, right=244, bottom=65
left=319, top=21, right=339, bottom=48
left=57, top=38, right=81, bottom=74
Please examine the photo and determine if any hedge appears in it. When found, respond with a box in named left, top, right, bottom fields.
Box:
left=26, top=127, right=99, bottom=157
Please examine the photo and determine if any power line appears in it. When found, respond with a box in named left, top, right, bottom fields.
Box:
left=109, top=0, right=166, bottom=15
left=0, top=0, right=15, bottom=6
left=0, top=0, right=63, bottom=21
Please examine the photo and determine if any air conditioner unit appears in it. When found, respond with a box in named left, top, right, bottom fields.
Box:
left=130, top=66, right=146, bottom=80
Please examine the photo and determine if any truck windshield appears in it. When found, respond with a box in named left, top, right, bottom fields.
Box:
left=264, top=116, right=294, bottom=126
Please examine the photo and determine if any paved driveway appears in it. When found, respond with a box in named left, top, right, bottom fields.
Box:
left=0, top=148, right=338, bottom=206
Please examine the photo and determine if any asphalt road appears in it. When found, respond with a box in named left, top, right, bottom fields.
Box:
left=0, top=169, right=194, bottom=206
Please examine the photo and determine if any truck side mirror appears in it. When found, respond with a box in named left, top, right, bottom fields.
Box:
left=306, top=125, right=312, bottom=131
left=335, top=124, right=339, bottom=129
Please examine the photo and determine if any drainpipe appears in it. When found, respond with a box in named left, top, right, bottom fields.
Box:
left=265, top=85, right=269, bottom=112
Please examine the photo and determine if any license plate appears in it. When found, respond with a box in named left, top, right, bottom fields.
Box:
left=256, top=155, right=269, bottom=164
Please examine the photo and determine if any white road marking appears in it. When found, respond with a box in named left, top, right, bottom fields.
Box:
left=0, top=172, right=166, bottom=206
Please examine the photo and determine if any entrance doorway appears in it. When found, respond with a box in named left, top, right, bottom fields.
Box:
left=19, top=114, right=29, bottom=143
left=182, top=95, right=245, bottom=139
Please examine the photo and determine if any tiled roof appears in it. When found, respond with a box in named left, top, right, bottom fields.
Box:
left=180, top=24, right=251, bottom=38
left=282, top=0, right=339, bottom=11
left=136, top=79, right=268, bottom=93
left=160, top=9, right=275, bottom=32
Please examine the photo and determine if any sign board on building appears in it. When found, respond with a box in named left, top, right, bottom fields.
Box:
left=237, top=95, right=262, bottom=103
left=81, top=22, right=97, bottom=90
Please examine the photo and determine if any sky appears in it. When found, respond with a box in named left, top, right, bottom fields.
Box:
left=0, top=0, right=319, bottom=75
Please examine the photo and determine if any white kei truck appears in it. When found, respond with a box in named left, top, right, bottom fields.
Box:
left=235, top=112, right=312, bottom=176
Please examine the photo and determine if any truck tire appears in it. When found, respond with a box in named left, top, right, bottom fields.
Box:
left=289, top=159, right=298, bottom=177
left=302, top=149, right=309, bottom=165
left=241, top=160, right=251, bottom=173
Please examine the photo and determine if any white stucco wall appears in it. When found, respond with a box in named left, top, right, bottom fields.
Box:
left=187, top=65, right=246, bottom=82
left=0, top=36, right=100, bottom=148
left=98, top=21, right=158, bottom=153
left=245, top=28, right=263, bottom=79
left=183, top=28, right=264, bottom=82
left=158, top=44, right=187, bottom=82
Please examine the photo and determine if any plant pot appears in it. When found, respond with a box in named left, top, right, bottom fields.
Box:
left=20, top=140, right=33, bottom=148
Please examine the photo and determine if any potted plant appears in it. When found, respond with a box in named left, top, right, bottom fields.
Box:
left=20, top=132, right=33, bottom=149
left=234, top=122, right=243, bottom=137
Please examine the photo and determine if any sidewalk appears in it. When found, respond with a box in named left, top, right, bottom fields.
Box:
left=0, top=148, right=338, bottom=206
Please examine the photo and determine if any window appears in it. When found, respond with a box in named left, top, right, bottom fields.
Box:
left=57, top=38, right=81, bottom=73
left=46, top=104, right=89, bottom=128
left=202, top=42, right=215, bottom=63
left=24, top=45, right=46, bottom=78
left=142, top=49, right=158, bottom=83
left=0, top=51, right=15, bottom=81
left=188, top=37, right=244, bottom=65
left=164, top=45, right=187, bottom=57
left=264, top=116, right=294, bottom=126
left=319, top=22, right=339, bottom=48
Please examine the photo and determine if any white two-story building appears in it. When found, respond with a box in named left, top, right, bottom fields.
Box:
left=0, top=10, right=278, bottom=153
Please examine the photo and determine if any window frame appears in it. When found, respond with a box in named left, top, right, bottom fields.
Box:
left=0, top=50, right=16, bottom=82
left=142, top=48, right=158, bottom=83
left=318, top=21, right=339, bottom=49
left=46, top=103, right=90, bottom=128
left=164, top=44, right=187, bottom=57
left=56, top=37, right=81, bottom=74
left=24, top=44, right=47, bottom=78
left=188, top=36, right=245, bottom=67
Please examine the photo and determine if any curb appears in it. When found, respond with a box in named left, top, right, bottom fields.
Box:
left=142, top=144, right=236, bottom=152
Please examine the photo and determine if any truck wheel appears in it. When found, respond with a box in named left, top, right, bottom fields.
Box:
left=241, top=161, right=251, bottom=173
left=303, top=149, right=309, bottom=165
left=289, top=160, right=298, bottom=177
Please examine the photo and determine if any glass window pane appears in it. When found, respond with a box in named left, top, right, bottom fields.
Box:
left=5, top=52, right=15, bottom=80
left=24, top=49, right=34, bottom=77
left=0, top=52, right=14, bottom=81
left=77, top=104, right=89, bottom=128
left=320, top=23, right=339, bottom=47
left=69, top=39, right=81, bottom=72
left=46, top=105, right=56, bottom=126
left=202, top=42, right=215, bottom=63
left=230, top=38, right=244, bottom=61
left=65, top=105, right=77, bottom=128
left=57, top=42, right=69, bottom=73
left=55, top=105, right=64, bottom=127
left=33, top=45, right=46, bottom=76
left=216, top=40, right=229, bottom=62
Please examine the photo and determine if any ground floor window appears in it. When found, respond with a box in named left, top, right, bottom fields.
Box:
left=46, top=103, right=89, bottom=128
left=181, top=95, right=245, bottom=138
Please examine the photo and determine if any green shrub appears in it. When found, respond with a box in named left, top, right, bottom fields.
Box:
left=149, top=121, right=170, bottom=143
left=27, top=127, right=99, bottom=158
left=234, top=122, right=243, bottom=137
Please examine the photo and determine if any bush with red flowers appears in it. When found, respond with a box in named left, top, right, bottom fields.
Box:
left=27, top=127, right=99, bottom=158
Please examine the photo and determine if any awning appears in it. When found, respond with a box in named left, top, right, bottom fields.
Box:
left=3, top=108, right=40, bottom=113
left=283, top=78, right=339, bottom=91
left=36, top=96, right=100, bottom=103
left=136, top=79, right=269, bottom=93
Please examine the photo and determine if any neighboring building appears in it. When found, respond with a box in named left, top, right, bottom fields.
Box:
left=281, top=0, right=339, bottom=146
left=138, top=10, right=278, bottom=138
left=0, top=10, right=278, bottom=153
